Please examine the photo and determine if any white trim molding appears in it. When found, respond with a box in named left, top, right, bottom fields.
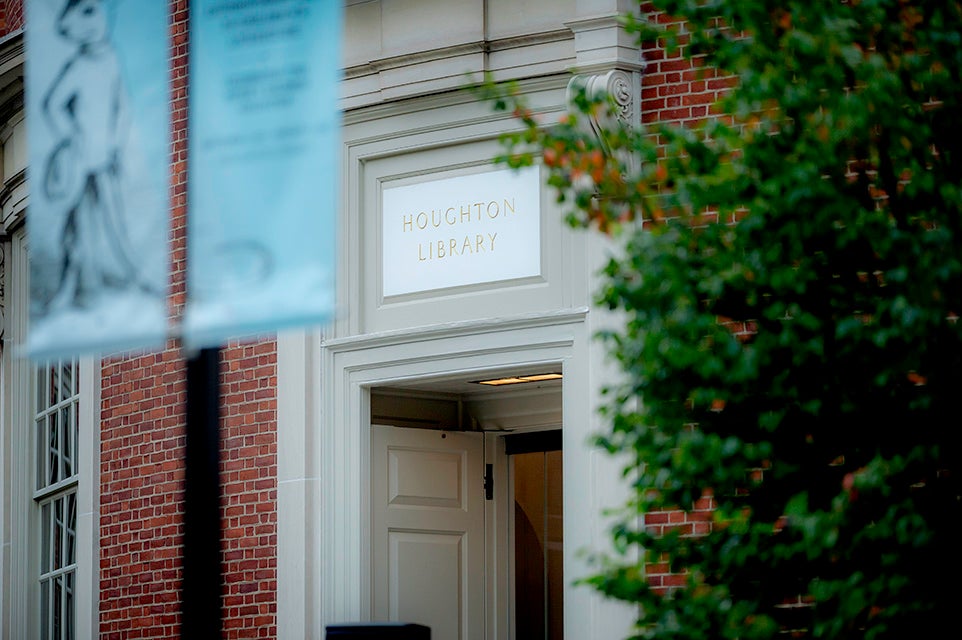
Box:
left=298, top=312, right=633, bottom=639
left=1, top=231, right=100, bottom=640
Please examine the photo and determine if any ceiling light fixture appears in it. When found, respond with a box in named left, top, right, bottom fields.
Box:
left=472, top=372, right=563, bottom=386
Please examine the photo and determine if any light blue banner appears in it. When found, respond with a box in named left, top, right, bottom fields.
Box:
left=186, top=0, right=341, bottom=347
left=24, top=0, right=170, bottom=359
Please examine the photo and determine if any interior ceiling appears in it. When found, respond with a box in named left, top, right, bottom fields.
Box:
left=375, top=366, right=563, bottom=397
left=371, top=366, right=564, bottom=432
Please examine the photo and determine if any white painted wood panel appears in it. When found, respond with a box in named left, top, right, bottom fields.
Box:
left=389, top=531, right=462, bottom=639
left=372, top=426, right=484, bottom=640
left=389, top=447, right=463, bottom=508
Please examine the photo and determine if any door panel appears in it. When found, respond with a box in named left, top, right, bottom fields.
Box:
left=389, top=447, right=464, bottom=509
left=389, top=531, right=462, bottom=639
left=372, top=426, right=485, bottom=640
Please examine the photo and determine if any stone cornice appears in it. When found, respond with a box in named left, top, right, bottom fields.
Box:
left=0, top=29, right=24, bottom=79
left=564, top=11, right=645, bottom=74
left=343, top=29, right=575, bottom=81
left=322, top=307, right=589, bottom=353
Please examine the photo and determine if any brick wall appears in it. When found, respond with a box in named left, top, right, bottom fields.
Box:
left=643, top=494, right=715, bottom=595
left=639, top=1, right=739, bottom=238
left=0, top=0, right=24, bottom=36
left=98, top=1, right=278, bottom=637
left=640, top=3, right=737, bottom=129
left=100, top=347, right=188, bottom=639
left=637, top=1, right=736, bottom=594
left=220, top=340, right=278, bottom=638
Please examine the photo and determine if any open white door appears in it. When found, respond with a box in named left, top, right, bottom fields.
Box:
left=371, top=425, right=485, bottom=640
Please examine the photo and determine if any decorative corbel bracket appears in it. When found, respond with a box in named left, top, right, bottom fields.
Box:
left=566, top=68, right=640, bottom=175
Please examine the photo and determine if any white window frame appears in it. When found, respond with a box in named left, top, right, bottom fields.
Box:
left=3, top=229, right=99, bottom=640
left=35, top=357, right=81, bottom=640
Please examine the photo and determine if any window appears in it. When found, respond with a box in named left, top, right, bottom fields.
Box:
left=34, top=359, right=80, bottom=640
left=2, top=38, right=94, bottom=638
left=3, top=229, right=97, bottom=639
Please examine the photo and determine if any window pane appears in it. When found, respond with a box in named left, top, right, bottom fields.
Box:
left=53, top=497, right=64, bottom=571
left=65, top=571, right=75, bottom=640
left=41, top=502, right=52, bottom=574
left=48, top=413, right=60, bottom=486
left=53, top=574, right=63, bottom=640
left=37, top=418, right=46, bottom=490
left=61, top=406, right=73, bottom=479
left=60, top=361, right=74, bottom=402
left=48, top=364, right=59, bottom=408
left=66, top=493, right=77, bottom=566
left=70, top=401, right=79, bottom=477
left=40, top=579, right=50, bottom=640
left=37, top=367, right=46, bottom=413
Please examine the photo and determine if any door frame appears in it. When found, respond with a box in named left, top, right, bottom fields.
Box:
left=276, top=309, right=636, bottom=638
left=322, top=312, right=586, bottom=632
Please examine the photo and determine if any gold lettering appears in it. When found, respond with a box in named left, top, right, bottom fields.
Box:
left=402, top=195, right=520, bottom=234
left=412, top=231, right=506, bottom=263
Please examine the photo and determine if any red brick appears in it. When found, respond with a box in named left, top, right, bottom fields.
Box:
left=96, top=4, right=278, bottom=638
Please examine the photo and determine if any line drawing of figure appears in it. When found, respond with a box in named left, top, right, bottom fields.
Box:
left=40, top=0, right=153, bottom=311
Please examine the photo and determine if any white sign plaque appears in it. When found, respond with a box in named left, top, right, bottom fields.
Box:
left=382, top=165, right=541, bottom=297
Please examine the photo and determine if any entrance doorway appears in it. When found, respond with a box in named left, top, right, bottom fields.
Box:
left=368, top=377, right=563, bottom=640
left=506, top=433, right=563, bottom=640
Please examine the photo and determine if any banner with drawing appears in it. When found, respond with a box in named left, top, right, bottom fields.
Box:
left=24, top=0, right=169, bottom=358
left=185, top=0, right=341, bottom=347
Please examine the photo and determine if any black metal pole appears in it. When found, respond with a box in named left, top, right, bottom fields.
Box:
left=183, top=346, right=223, bottom=638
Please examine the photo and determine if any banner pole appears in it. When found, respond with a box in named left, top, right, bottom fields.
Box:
left=183, top=346, right=224, bottom=638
